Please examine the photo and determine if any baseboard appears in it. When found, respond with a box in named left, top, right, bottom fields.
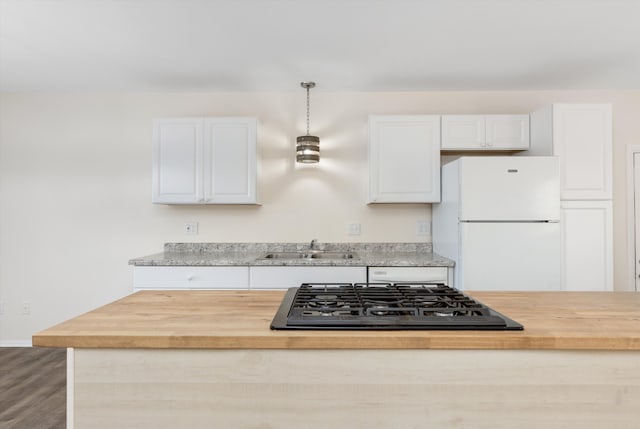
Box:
left=0, top=340, right=33, bottom=347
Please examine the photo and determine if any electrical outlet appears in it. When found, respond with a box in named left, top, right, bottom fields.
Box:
left=184, top=222, right=199, bottom=235
left=416, top=220, right=431, bottom=236
left=22, top=302, right=30, bottom=315
left=347, top=222, right=361, bottom=236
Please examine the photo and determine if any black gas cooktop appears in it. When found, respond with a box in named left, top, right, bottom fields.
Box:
left=270, top=283, right=523, bottom=330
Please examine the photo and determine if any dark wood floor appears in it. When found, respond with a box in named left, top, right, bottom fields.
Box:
left=0, top=347, right=66, bottom=429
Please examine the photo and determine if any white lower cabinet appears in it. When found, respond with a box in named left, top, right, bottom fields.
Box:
left=133, top=266, right=249, bottom=291
left=368, top=266, right=450, bottom=285
left=134, top=265, right=456, bottom=291
left=249, top=266, right=367, bottom=289
left=561, top=200, right=613, bottom=291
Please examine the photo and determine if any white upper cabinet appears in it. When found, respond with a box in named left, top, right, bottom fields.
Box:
left=152, top=118, right=204, bottom=204
left=441, top=115, right=485, bottom=149
left=485, top=115, right=530, bottom=149
left=203, top=118, right=257, bottom=204
left=527, top=104, right=612, bottom=200
left=441, top=115, right=529, bottom=150
left=152, top=117, right=258, bottom=204
left=368, top=115, right=441, bottom=203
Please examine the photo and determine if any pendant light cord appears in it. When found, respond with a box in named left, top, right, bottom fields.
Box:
left=306, top=86, right=310, bottom=136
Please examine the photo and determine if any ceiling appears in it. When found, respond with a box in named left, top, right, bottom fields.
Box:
left=1, top=0, right=639, bottom=92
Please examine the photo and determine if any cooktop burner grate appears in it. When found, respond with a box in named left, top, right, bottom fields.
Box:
left=270, top=282, right=523, bottom=330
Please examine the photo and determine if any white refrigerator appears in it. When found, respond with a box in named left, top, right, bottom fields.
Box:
left=432, top=156, right=561, bottom=291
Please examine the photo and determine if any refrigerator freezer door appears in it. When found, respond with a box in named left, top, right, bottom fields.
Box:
left=459, top=222, right=561, bottom=291
left=458, top=157, right=560, bottom=221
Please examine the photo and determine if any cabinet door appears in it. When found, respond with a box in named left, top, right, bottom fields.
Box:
left=369, top=115, right=441, bottom=203
left=249, top=266, right=367, bottom=289
left=441, top=115, right=485, bottom=150
left=133, top=266, right=250, bottom=290
left=203, top=118, right=257, bottom=204
left=367, top=267, right=449, bottom=285
left=152, top=118, right=204, bottom=204
left=553, top=104, right=612, bottom=200
left=485, top=115, right=529, bottom=150
left=561, top=200, right=613, bottom=291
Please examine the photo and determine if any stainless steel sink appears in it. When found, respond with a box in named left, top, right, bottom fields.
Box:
left=260, top=251, right=357, bottom=260
left=261, top=252, right=309, bottom=259
left=308, top=251, right=357, bottom=260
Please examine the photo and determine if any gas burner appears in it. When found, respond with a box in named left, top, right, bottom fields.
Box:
left=302, top=309, right=354, bottom=317
left=363, top=298, right=406, bottom=305
left=315, top=294, right=338, bottom=300
left=412, top=297, right=445, bottom=307
left=307, top=294, right=347, bottom=308
left=367, top=305, right=389, bottom=316
left=365, top=306, right=417, bottom=317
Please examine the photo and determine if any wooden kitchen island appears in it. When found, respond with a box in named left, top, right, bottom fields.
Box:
left=33, top=290, right=640, bottom=429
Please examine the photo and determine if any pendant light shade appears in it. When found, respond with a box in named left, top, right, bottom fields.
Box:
left=296, top=82, right=320, bottom=163
left=296, top=135, right=320, bottom=163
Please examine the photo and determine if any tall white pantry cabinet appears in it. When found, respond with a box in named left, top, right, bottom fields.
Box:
left=524, top=104, right=613, bottom=291
left=152, top=117, right=258, bottom=204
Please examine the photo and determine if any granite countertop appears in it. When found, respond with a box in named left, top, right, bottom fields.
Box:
left=128, top=242, right=455, bottom=267
left=33, top=290, right=640, bottom=350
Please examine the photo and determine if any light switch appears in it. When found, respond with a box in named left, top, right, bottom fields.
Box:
left=347, top=223, right=361, bottom=236
left=416, top=220, right=430, bottom=236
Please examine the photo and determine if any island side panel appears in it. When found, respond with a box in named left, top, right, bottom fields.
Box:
left=73, top=348, right=640, bottom=429
left=67, top=348, right=74, bottom=429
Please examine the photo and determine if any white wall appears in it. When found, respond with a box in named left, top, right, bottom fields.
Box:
left=1, top=90, right=638, bottom=343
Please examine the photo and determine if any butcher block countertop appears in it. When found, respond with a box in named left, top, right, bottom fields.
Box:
left=33, top=290, right=640, bottom=350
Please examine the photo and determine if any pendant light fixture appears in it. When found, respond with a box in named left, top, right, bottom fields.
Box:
left=296, top=81, right=320, bottom=163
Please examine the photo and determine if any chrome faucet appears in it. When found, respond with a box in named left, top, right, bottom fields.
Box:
left=310, top=239, right=318, bottom=250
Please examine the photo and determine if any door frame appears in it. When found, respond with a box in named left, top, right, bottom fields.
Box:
left=626, top=144, right=640, bottom=291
